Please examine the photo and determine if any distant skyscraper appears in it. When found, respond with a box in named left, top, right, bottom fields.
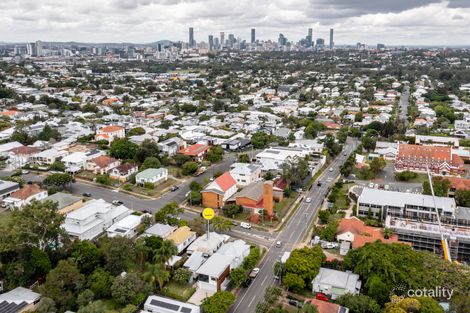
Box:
left=208, top=35, right=214, bottom=51
left=316, top=38, right=325, bottom=48
left=278, top=33, right=287, bottom=46
left=307, top=28, right=313, bottom=47
left=228, top=34, right=235, bottom=48
left=377, top=43, right=385, bottom=50
left=26, top=42, right=37, bottom=56
left=329, top=28, right=334, bottom=49
left=189, top=27, right=194, bottom=48
left=36, top=40, right=43, bottom=57
left=220, top=32, right=225, bottom=49
left=251, top=28, right=256, bottom=44
left=214, top=37, right=220, bottom=49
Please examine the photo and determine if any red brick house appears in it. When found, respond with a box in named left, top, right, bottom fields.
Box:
left=179, top=143, right=209, bottom=162
left=395, top=144, right=465, bottom=176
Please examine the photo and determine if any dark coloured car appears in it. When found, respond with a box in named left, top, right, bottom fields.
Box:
left=171, top=185, right=179, bottom=191
left=243, top=278, right=253, bottom=287
left=82, top=192, right=91, bottom=197
left=288, top=300, right=302, bottom=307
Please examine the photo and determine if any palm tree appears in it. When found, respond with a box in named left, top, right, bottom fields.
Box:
left=135, top=238, right=150, bottom=269
left=143, top=263, right=170, bottom=291
left=154, top=240, right=177, bottom=265
left=212, top=216, right=233, bottom=233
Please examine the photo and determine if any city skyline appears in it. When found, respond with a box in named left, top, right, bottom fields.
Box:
left=0, top=1, right=470, bottom=45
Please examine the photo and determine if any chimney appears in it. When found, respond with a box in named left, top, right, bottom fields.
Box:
left=263, top=181, right=274, bottom=217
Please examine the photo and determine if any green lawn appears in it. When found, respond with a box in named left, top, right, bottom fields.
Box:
left=130, top=177, right=178, bottom=197
left=334, top=183, right=353, bottom=210
left=395, top=172, right=428, bottom=184
left=160, top=282, right=196, bottom=302
left=0, top=211, right=11, bottom=228
left=274, top=192, right=299, bottom=219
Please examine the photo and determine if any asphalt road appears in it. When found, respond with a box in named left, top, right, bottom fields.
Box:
left=398, top=86, right=410, bottom=123
left=230, top=138, right=358, bottom=313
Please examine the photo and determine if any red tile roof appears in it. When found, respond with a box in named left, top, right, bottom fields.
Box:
left=447, top=177, right=470, bottom=191
left=180, top=143, right=209, bottom=156
left=89, top=155, right=118, bottom=168
left=322, top=121, right=341, bottom=130
left=398, top=144, right=453, bottom=162
left=11, top=184, right=44, bottom=200
left=305, top=299, right=341, bottom=313
left=215, top=172, right=237, bottom=192
left=99, top=125, right=124, bottom=133
left=8, top=146, right=40, bottom=155
left=337, top=217, right=403, bottom=249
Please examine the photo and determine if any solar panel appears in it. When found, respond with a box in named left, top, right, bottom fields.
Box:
left=114, top=228, right=127, bottom=233
left=150, top=299, right=180, bottom=311
left=181, top=307, right=192, bottom=313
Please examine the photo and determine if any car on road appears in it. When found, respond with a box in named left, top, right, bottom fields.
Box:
left=231, top=220, right=238, bottom=226
left=171, top=185, right=179, bottom=191
left=249, top=268, right=260, bottom=278
left=112, top=189, right=119, bottom=193
left=82, top=192, right=91, bottom=197
left=368, top=182, right=374, bottom=188
left=275, top=241, right=282, bottom=248
left=317, top=182, right=322, bottom=187
left=305, top=197, right=312, bottom=203
left=243, top=278, right=253, bottom=287
left=329, top=168, right=333, bottom=172
left=240, top=222, right=251, bottom=229
left=21, top=170, right=30, bottom=174
left=112, top=200, right=123, bottom=205
left=343, top=152, right=347, bottom=156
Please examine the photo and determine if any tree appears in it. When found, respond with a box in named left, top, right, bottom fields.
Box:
left=264, top=286, right=282, bottom=304
left=77, top=289, right=95, bottom=308
left=212, top=216, right=233, bottom=232
left=154, top=240, right=177, bottom=264
left=450, top=294, right=470, bottom=313
left=95, top=174, right=112, bottom=185
left=135, top=139, right=160, bottom=163
left=395, top=171, right=418, bottom=182
left=182, top=161, right=198, bottom=175
left=37, top=124, right=61, bottom=141
left=283, top=246, right=325, bottom=288
left=143, top=263, right=170, bottom=291
left=280, top=157, right=310, bottom=187
left=366, top=275, right=390, bottom=305
left=189, top=181, right=203, bottom=191
left=302, top=303, right=319, bottom=313
left=77, top=301, right=106, bottom=313
left=207, top=146, right=225, bottom=163
left=455, top=189, right=470, bottom=207
left=49, top=160, right=65, bottom=172
left=369, top=157, right=386, bottom=176
left=110, top=139, right=139, bottom=160
left=0, top=200, right=66, bottom=252
left=175, top=154, right=191, bottom=166
left=256, top=302, right=270, bottom=313
left=111, top=273, right=148, bottom=305
left=336, top=294, right=381, bottom=313
left=100, top=236, right=135, bottom=275
left=283, top=272, right=305, bottom=292
left=127, top=127, right=145, bottom=137
left=383, top=228, right=393, bottom=239
left=42, top=173, right=74, bottom=190
left=361, top=136, right=377, bottom=152
left=173, top=268, right=192, bottom=285
left=141, top=156, right=161, bottom=170
left=416, top=297, right=445, bottom=313
left=87, top=268, right=114, bottom=298
left=71, top=240, right=103, bottom=275
left=33, top=297, right=57, bottom=313
left=222, top=203, right=242, bottom=217
left=237, top=153, right=250, bottom=163
left=422, top=176, right=451, bottom=197
left=189, top=190, right=202, bottom=205
left=201, top=291, right=235, bottom=313
left=229, top=267, right=246, bottom=287
left=38, top=259, right=86, bottom=310
left=251, top=131, right=270, bottom=148
left=154, top=202, right=184, bottom=225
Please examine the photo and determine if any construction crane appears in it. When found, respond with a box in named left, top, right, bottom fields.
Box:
left=426, top=167, right=452, bottom=263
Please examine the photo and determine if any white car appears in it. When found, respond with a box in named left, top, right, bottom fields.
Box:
left=305, top=197, right=312, bottom=203
left=275, top=241, right=282, bottom=248
left=240, top=222, right=252, bottom=229
left=368, top=182, right=374, bottom=188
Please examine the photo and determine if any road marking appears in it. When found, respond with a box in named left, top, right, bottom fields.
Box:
left=248, top=295, right=256, bottom=307
left=261, top=275, right=268, bottom=286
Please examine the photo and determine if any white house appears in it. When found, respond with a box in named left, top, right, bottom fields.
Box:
left=61, top=199, right=132, bottom=240
left=142, top=295, right=200, bottom=313
left=136, top=168, right=168, bottom=186
left=312, top=268, right=362, bottom=300
left=196, top=253, right=232, bottom=292
left=289, top=139, right=324, bottom=155
left=3, top=184, right=48, bottom=209
left=187, top=232, right=228, bottom=257
left=29, top=148, right=68, bottom=167
left=229, top=163, right=262, bottom=187
left=107, top=214, right=148, bottom=238
left=217, top=239, right=250, bottom=269
left=142, top=223, right=176, bottom=238
left=95, top=125, right=125, bottom=142
left=158, top=137, right=187, bottom=156
left=255, top=146, right=310, bottom=171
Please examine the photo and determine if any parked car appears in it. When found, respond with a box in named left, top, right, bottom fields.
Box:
left=275, top=241, right=282, bottom=248
left=384, top=184, right=390, bottom=190
left=329, top=168, right=333, bottom=172
left=171, top=185, right=179, bottom=191
left=317, top=182, right=322, bottom=187
left=243, top=278, right=253, bottom=287
left=249, top=268, right=260, bottom=278
left=21, top=170, right=30, bottom=174
left=112, top=200, right=123, bottom=205
left=82, top=192, right=91, bottom=197
left=288, top=300, right=302, bottom=307
left=368, top=182, right=374, bottom=188
left=305, top=197, right=312, bottom=203
left=240, top=222, right=252, bottom=229
left=316, top=293, right=329, bottom=301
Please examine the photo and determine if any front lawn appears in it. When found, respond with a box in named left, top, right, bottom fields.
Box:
left=127, top=177, right=178, bottom=197
left=160, top=282, right=196, bottom=302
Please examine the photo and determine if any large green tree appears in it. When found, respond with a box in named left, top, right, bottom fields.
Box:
left=111, top=273, right=148, bottom=305
left=422, top=176, right=451, bottom=197
left=201, top=291, right=235, bottom=313
left=283, top=246, right=325, bottom=289
left=110, top=138, right=139, bottom=160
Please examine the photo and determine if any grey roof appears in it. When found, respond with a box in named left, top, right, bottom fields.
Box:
left=136, top=168, right=167, bottom=179
left=0, top=180, right=20, bottom=194
left=312, top=268, right=361, bottom=292
left=455, top=206, right=470, bottom=220
left=232, top=180, right=264, bottom=201
left=183, top=251, right=206, bottom=271
left=0, top=287, right=40, bottom=304
left=145, top=295, right=200, bottom=313
left=144, top=223, right=176, bottom=238
left=358, top=188, right=456, bottom=213
left=196, top=253, right=232, bottom=277
left=44, top=192, right=82, bottom=209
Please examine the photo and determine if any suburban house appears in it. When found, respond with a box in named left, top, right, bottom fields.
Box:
left=395, top=144, right=465, bottom=176
left=109, top=163, right=139, bottom=182
left=85, top=155, right=121, bottom=174
left=196, top=253, right=232, bottom=292
left=29, top=148, right=68, bottom=167
left=233, top=180, right=274, bottom=216
left=336, top=217, right=402, bottom=249
left=187, top=232, right=227, bottom=257
left=107, top=214, right=147, bottom=238
left=0, top=179, right=20, bottom=199
left=415, top=135, right=460, bottom=147
left=142, top=295, right=200, bottom=313
left=136, top=168, right=168, bottom=186
left=165, top=226, right=197, bottom=254
left=311, top=268, right=361, bottom=300
left=179, top=143, right=209, bottom=162
left=158, top=137, right=187, bottom=156
left=62, top=149, right=106, bottom=172
left=446, top=176, right=470, bottom=197
left=3, top=184, right=48, bottom=209
left=142, top=223, right=176, bottom=238
left=255, top=146, right=309, bottom=171
left=201, top=172, right=238, bottom=208
left=221, top=138, right=251, bottom=151
left=61, top=198, right=132, bottom=240
left=229, top=163, right=262, bottom=187
left=0, top=141, right=23, bottom=159
left=0, top=287, right=41, bottom=313
left=43, top=192, right=84, bottom=214
left=217, top=239, right=250, bottom=269
left=8, top=146, right=40, bottom=169
left=95, top=125, right=125, bottom=142
left=304, top=299, right=350, bottom=313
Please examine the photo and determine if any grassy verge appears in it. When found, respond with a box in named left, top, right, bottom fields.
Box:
left=160, top=282, right=196, bottom=302
left=0, top=211, right=11, bottom=228
left=126, top=178, right=178, bottom=197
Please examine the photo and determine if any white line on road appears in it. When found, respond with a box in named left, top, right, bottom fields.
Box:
left=261, top=276, right=268, bottom=286
left=248, top=295, right=256, bottom=308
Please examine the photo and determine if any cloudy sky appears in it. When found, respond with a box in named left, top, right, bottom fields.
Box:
left=1, top=0, right=469, bottom=45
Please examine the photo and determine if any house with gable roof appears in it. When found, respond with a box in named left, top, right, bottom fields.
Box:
left=201, top=172, right=238, bottom=208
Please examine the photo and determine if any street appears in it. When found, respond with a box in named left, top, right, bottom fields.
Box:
left=398, top=85, right=410, bottom=124
left=230, top=138, right=358, bottom=313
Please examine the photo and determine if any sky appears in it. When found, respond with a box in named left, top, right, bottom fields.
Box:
left=1, top=0, right=470, bottom=45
